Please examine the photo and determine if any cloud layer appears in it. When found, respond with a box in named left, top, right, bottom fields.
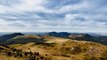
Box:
left=0, top=0, right=107, bottom=32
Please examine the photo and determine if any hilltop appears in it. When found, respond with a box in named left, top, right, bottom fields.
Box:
left=0, top=33, right=24, bottom=44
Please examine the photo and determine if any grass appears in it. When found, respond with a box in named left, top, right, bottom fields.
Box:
left=0, top=37, right=107, bottom=60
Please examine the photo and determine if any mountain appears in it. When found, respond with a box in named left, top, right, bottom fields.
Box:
left=48, top=32, right=107, bottom=45
left=5, top=34, right=45, bottom=45
left=48, top=32, right=71, bottom=38
left=0, top=32, right=107, bottom=45
left=95, top=36, right=107, bottom=45
left=48, top=32, right=97, bottom=42
left=48, top=32, right=96, bottom=41
left=0, top=33, right=24, bottom=43
left=69, top=33, right=96, bottom=41
left=69, top=33, right=107, bottom=45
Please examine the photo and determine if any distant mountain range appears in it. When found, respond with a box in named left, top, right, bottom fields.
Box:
left=47, top=32, right=107, bottom=45
left=48, top=32, right=71, bottom=38
left=0, top=32, right=107, bottom=45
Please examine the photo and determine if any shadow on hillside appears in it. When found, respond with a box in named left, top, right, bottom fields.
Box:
left=4, top=38, right=46, bottom=45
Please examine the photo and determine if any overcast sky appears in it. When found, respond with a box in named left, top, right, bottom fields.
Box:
left=0, top=0, right=107, bottom=32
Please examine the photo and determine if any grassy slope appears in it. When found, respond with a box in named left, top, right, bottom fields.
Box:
left=8, top=36, right=107, bottom=60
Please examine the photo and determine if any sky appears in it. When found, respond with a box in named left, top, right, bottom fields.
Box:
left=0, top=0, right=107, bottom=32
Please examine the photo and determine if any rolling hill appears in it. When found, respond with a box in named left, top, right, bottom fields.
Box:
left=0, top=32, right=107, bottom=60
left=0, top=33, right=24, bottom=44
left=5, top=34, right=45, bottom=45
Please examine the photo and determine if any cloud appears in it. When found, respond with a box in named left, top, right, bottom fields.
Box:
left=0, top=0, right=107, bottom=32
